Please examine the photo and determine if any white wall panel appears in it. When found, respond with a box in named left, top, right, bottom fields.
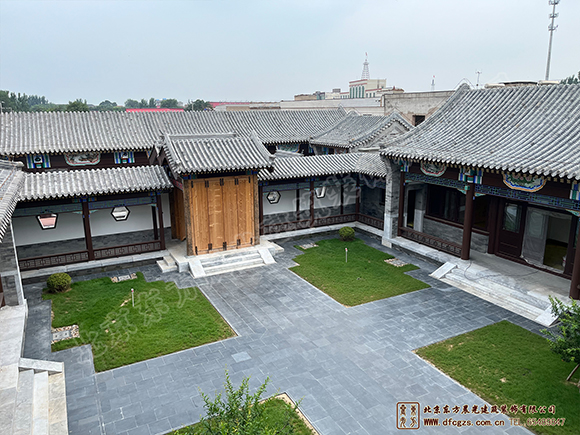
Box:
left=13, top=213, right=85, bottom=246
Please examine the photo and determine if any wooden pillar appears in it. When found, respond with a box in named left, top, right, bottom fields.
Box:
left=461, top=183, right=475, bottom=260
left=82, top=200, right=95, bottom=261
left=570, top=225, right=580, bottom=300
left=169, top=190, right=177, bottom=240
left=355, top=178, right=360, bottom=216
left=486, top=196, right=499, bottom=254
left=397, top=173, right=405, bottom=236
left=295, top=188, right=300, bottom=221
left=340, top=182, right=344, bottom=215
left=309, top=180, right=315, bottom=227
left=259, top=185, right=264, bottom=235
left=156, top=193, right=165, bottom=250
left=151, top=202, right=159, bottom=240
left=183, top=178, right=194, bottom=256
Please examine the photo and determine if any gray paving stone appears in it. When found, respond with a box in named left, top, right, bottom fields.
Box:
left=21, top=235, right=538, bottom=435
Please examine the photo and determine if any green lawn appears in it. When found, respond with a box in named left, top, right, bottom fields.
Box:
left=416, top=321, right=580, bottom=435
left=290, top=238, right=429, bottom=306
left=45, top=273, right=234, bottom=372
left=170, top=397, right=315, bottom=435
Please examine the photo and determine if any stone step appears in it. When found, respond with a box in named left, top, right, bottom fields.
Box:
left=258, top=247, right=276, bottom=265
left=200, top=252, right=262, bottom=268
left=203, top=257, right=265, bottom=276
left=430, top=261, right=457, bottom=280
left=442, top=270, right=549, bottom=323
left=156, top=256, right=178, bottom=274
left=48, top=372, right=68, bottom=435
left=450, top=267, right=551, bottom=311
left=19, top=358, right=63, bottom=375
left=32, top=370, right=49, bottom=435
left=13, top=369, right=34, bottom=435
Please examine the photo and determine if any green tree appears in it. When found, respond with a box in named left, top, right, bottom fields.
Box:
left=139, top=98, right=149, bottom=108
left=185, top=99, right=213, bottom=111
left=0, top=90, right=30, bottom=112
left=31, top=103, right=65, bottom=112
left=560, top=72, right=579, bottom=85
left=160, top=98, right=179, bottom=109
left=542, top=297, right=580, bottom=386
left=124, top=99, right=140, bottom=108
left=98, top=100, right=117, bottom=110
left=27, top=95, right=49, bottom=107
left=193, top=371, right=300, bottom=435
left=148, top=97, right=156, bottom=108
left=66, top=99, right=89, bottom=112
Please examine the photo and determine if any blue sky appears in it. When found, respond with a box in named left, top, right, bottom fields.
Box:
left=1, top=0, right=578, bottom=105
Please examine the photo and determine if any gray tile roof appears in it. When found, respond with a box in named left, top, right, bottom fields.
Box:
left=0, top=109, right=347, bottom=155
left=163, top=133, right=274, bottom=175
left=226, top=109, right=347, bottom=144
left=380, top=84, right=580, bottom=180
left=0, top=111, right=158, bottom=155
left=21, top=165, right=172, bottom=201
left=258, top=152, right=389, bottom=181
left=310, top=112, right=413, bottom=148
left=0, top=160, right=25, bottom=242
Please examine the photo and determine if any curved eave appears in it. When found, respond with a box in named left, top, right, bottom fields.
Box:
left=382, top=151, right=580, bottom=181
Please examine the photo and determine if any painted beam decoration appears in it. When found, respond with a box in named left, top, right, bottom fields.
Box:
left=114, top=151, right=135, bottom=164
left=503, top=173, right=546, bottom=192
left=26, top=154, right=51, bottom=169
left=571, top=181, right=579, bottom=201
left=277, top=144, right=300, bottom=153
left=398, top=159, right=411, bottom=172
left=420, top=161, right=446, bottom=177
left=65, top=152, right=101, bottom=166
left=458, top=167, right=483, bottom=184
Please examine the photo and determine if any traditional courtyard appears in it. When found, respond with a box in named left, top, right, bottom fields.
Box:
left=20, top=233, right=556, bottom=435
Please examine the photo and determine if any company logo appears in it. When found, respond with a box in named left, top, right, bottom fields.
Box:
left=396, top=402, right=420, bottom=430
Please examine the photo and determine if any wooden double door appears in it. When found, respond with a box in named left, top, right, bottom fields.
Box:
left=496, top=198, right=578, bottom=275
left=186, top=175, right=256, bottom=255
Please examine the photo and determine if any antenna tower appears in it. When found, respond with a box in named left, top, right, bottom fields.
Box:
left=545, top=0, right=560, bottom=80
left=431, top=76, right=435, bottom=91
left=361, top=53, right=370, bottom=80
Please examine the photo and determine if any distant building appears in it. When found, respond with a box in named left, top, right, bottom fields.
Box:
left=348, top=78, right=387, bottom=99
left=382, top=90, right=454, bottom=126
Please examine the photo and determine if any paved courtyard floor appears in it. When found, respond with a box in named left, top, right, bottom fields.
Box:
left=22, top=234, right=540, bottom=435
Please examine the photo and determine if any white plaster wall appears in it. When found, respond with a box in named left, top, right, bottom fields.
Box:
left=90, top=204, right=157, bottom=237
left=12, top=193, right=171, bottom=247
left=263, top=190, right=297, bottom=215
left=300, top=189, right=310, bottom=211
left=314, top=185, right=341, bottom=209
left=263, top=185, right=356, bottom=214
left=161, top=193, right=171, bottom=228
left=344, top=184, right=357, bottom=205
left=13, top=213, right=85, bottom=246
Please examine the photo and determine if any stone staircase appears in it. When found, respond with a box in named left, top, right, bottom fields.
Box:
left=0, top=304, right=68, bottom=435
left=157, top=239, right=282, bottom=278
left=435, top=262, right=558, bottom=326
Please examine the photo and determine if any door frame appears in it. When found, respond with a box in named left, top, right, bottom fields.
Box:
left=495, top=198, right=527, bottom=259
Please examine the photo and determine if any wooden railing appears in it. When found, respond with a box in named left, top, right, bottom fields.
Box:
left=261, top=213, right=384, bottom=235
left=94, top=241, right=161, bottom=259
left=19, top=250, right=90, bottom=271
left=261, top=219, right=311, bottom=235
left=357, top=214, right=384, bottom=230
left=19, top=240, right=162, bottom=271
left=399, top=227, right=462, bottom=257
left=313, top=214, right=356, bottom=228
